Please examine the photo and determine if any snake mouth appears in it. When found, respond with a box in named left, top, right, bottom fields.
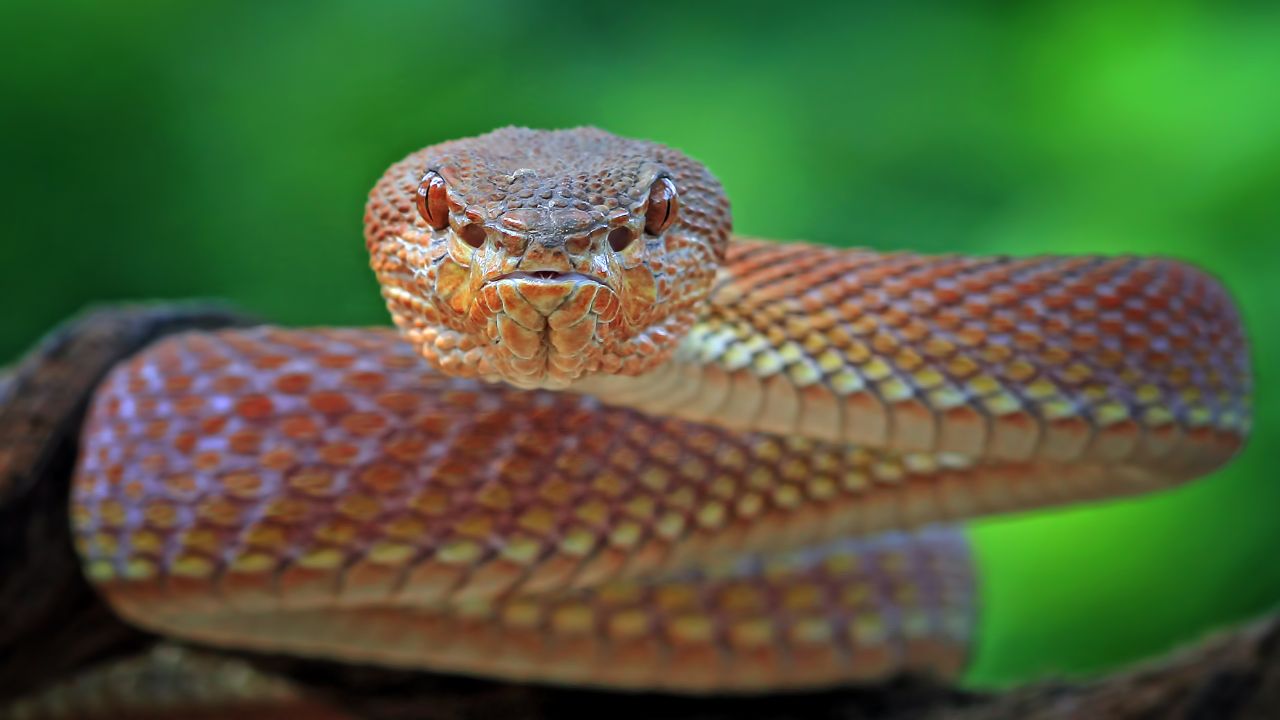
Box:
left=494, top=271, right=608, bottom=287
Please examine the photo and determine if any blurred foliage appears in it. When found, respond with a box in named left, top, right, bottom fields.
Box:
left=1, top=0, right=1277, bottom=689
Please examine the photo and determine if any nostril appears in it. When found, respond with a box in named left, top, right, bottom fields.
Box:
left=460, top=223, right=487, bottom=248
left=608, top=227, right=634, bottom=252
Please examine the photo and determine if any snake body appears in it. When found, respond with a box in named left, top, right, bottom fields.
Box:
left=70, top=128, right=1251, bottom=692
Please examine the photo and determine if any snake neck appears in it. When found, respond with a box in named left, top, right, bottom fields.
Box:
left=568, top=316, right=808, bottom=437
left=570, top=238, right=1250, bottom=476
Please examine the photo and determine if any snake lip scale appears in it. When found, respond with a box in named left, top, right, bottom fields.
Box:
left=66, top=126, right=1252, bottom=693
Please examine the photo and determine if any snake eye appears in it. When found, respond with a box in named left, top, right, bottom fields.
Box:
left=644, top=177, right=678, bottom=236
left=607, top=227, right=634, bottom=252
left=415, top=171, right=450, bottom=230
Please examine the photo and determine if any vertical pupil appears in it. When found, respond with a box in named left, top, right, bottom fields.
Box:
left=418, top=172, right=449, bottom=230
left=644, top=178, right=678, bottom=235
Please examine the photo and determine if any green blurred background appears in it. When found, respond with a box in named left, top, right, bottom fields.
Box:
left=2, top=0, right=1277, bottom=689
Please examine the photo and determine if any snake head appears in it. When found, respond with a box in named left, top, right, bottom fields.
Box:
left=365, top=127, right=731, bottom=389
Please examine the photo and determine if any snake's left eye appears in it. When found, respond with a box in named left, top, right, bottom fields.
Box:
left=644, top=177, right=679, bottom=236
left=415, top=171, right=450, bottom=230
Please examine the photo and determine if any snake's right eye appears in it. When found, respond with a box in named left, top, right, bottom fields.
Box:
left=415, top=172, right=450, bottom=230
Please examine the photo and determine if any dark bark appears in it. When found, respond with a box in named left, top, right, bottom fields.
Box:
left=0, top=305, right=256, bottom=702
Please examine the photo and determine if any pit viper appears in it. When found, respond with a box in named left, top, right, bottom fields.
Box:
left=67, top=127, right=1252, bottom=692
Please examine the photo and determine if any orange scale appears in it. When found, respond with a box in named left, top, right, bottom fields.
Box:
left=262, top=497, right=312, bottom=524
left=125, top=376, right=150, bottom=395
left=1038, top=347, right=1071, bottom=367
left=141, top=502, right=178, bottom=529
left=192, top=451, right=223, bottom=472
left=1098, top=317, right=1125, bottom=336
left=233, top=394, right=276, bottom=421
left=220, top=471, right=267, bottom=500
left=274, top=372, right=313, bottom=395
left=383, top=435, right=430, bottom=463
left=198, top=416, right=229, bottom=435
left=242, top=523, right=289, bottom=551
left=986, top=411, right=1040, bottom=462
left=1070, top=333, right=1100, bottom=353
left=382, top=514, right=428, bottom=540
left=308, top=391, right=354, bottom=416
left=121, top=480, right=146, bottom=501
left=406, top=489, right=451, bottom=517
left=881, top=307, right=911, bottom=327
left=536, top=477, right=578, bottom=506
left=1122, top=334, right=1151, bottom=353
left=142, top=419, right=169, bottom=441
left=1043, top=293, right=1073, bottom=311
left=433, top=459, right=482, bottom=489
left=261, top=448, right=297, bottom=472
left=317, top=354, right=357, bottom=370
left=268, top=331, right=321, bottom=352
left=195, top=498, right=244, bottom=528
left=358, top=463, right=410, bottom=494
left=416, top=415, right=450, bottom=436
left=988, top=314, right=1016, bottom=334
left=162, top=473, right=199, bottom=498
left=871, top=332, right=899, bottom=355
left=287, top=469, right=339, bottom=498
left=379, top=353, right=421, bottom=370
left=247, top=354, right=290, bottom=371
left=335, top=489, right=378, bottom=517
left=989, top=288, right=1019, bottom=306
left=899, top=319, right=930, bottom=342
left=440, top=389, right=482, bottom=407
left=1089, top=420, right=1141, bottom=462
left=139, top=453, right=168, bottom=474
left=1097, top=349, right=1125, bottom=369
left=1122, top=304, right=1152, bottom=323
left=1039, top=416, right=1092, bottom=462
left=318, top=442, right=361, bottom=466
left=1144, top=292, right=1172, bottom=311
left=312, top=519, right=361, bottom=546
left=1096, top=291, right=1124, bottom=310
left=1012, top=332, right=1042, bottom=352
left=340, top=412, right=390, bottom=437
left=934, top=286, right=963, bottom=305
left=134, top=397, right=161, bottom=417
left=374, top=390, right=421, bottom=415
left=227, top=429, right=263, bottom=455
left=212, top=375, right=249, bottom=394
left=280, top=415, right=321, bottom=441
left=162, top=375, right=194, bottom=394
left=172, top=395, right=205, bottom=417
left=195, top=354, right=232, bottom=374
left=344, top=370, right=388, bottom=393
left=980, top=344, right=1014, bottom=364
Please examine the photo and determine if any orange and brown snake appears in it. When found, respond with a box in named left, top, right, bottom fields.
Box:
left=68, top=127, right=1252, bottom=692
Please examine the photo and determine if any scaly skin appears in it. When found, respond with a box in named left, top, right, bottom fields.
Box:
left=70, top=128, right=1251, bottom=692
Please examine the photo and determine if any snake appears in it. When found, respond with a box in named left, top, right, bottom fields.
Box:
left=66, top=127, right=1252, bottom=693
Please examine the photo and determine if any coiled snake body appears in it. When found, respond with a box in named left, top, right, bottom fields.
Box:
left=69, top=128, right=1252, bottom=691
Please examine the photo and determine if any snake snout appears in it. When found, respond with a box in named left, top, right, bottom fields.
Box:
left=491, top=272, right=609, bottom=318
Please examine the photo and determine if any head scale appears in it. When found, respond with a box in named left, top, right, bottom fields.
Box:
left=365, top=127, right=732, bottom=388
